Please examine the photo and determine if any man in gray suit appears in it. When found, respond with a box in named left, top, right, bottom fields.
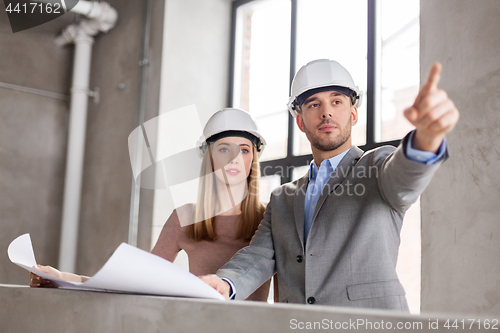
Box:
left=201, top=59, right=459, bottom=311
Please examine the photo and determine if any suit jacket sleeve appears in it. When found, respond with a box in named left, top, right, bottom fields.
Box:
left=377, top=132, right=449, bottom=213
left=216, top=195, right=276, bottom=300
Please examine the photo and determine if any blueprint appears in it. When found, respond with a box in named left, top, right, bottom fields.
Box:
left=8, top=233, right=224, bottom=300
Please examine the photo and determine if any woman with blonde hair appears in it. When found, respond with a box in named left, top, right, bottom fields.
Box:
left=31, top=108, right=271, bottom=301
left=151, top=107, right=269, bottom=300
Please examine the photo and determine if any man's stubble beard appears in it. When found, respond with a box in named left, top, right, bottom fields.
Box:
left=303, top=117, right=352, bottom=152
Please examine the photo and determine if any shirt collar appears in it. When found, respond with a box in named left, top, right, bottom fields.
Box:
left=308, top=148, right=351, bottom=181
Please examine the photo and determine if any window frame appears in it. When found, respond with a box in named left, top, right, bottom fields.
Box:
left=229, top=0, right=400, bottom=184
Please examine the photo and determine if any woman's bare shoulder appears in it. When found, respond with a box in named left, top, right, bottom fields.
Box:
left=175, top=203, right=196, bottom=227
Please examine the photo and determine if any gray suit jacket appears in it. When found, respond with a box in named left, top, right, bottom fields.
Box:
left=217, top=134, right=447, bottom=311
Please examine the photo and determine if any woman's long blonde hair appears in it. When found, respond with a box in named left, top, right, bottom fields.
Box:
left=187, top=144, right=265, bottom=241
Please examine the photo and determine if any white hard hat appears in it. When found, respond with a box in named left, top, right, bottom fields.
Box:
left=197, top=108, right=266, bottom=157
left=287, top=59, right=363, bottom=118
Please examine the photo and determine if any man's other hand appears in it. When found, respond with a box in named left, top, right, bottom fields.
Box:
left=199, top=274, right=231, bottom=300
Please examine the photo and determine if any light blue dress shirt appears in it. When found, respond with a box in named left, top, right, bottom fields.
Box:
left=405, top=130, right=447, bottom=165
left=303, top=149, right=350, bottom=244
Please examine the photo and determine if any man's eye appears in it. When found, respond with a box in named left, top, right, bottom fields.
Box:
left=309, top=103, right=319, bottom=108
left=333, top=100, right=341, bottom=105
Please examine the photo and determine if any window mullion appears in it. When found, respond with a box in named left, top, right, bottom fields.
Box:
left=366, top=0, right=377, bottom=147
left=284, top=0, right=298, bottom=184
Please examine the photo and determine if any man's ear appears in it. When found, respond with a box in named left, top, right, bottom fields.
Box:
left=351, top=105, right=358, bottom=126
left=296, top=114, right=305, bottom=133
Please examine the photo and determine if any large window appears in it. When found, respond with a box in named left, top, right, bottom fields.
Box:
left=232, top=0, right=292, bottom=162
left=230, top=0, right=419, bottom=177
left=230, top=0, right=421, bottom=312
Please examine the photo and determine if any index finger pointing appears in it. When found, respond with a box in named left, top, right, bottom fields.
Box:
left=425, top=62, right=442, bottom=93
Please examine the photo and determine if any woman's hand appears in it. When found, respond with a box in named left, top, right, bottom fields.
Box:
left=29, top=265, right=86, bottom=287
left=29, top=265, right=61, bottom=288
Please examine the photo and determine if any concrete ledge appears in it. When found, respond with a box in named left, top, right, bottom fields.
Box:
left=1, top=284, right=488, bottom=332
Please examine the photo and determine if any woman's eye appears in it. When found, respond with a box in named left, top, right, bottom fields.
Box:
left=241, top=148, right=249, bottom=154
left=219, top=148, right=228, bottom=153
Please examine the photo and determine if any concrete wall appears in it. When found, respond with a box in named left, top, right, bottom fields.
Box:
left=0, top=0, right=229, bottom=285
left=0, top=1, right=164, bottom=283
left=75, top=0, right=164, bottom=276
left=420, top=0, right=500, bottom=315
left=1, top=285, right=486, bottom=333
left=0, top=12, right=74, bottom=284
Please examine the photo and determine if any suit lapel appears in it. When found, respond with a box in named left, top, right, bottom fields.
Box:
left=293, top=173, right=309, bottom=250
left=311, top=146, right=364, bottom=224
